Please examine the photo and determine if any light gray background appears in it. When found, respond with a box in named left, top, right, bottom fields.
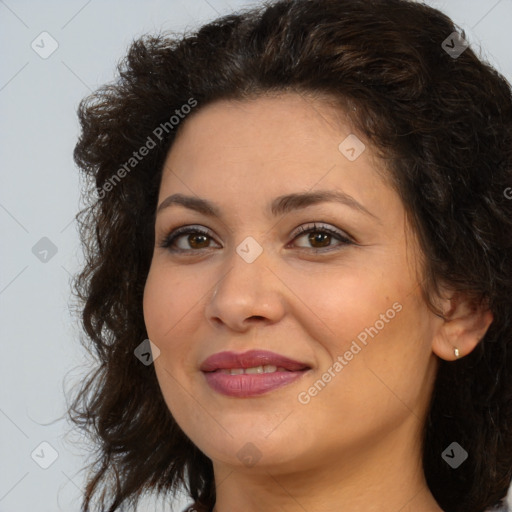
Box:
left=1, top=1, right=511, bottom=511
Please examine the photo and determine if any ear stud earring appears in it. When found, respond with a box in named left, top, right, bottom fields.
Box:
left=454, top=347, right=460, bottom=358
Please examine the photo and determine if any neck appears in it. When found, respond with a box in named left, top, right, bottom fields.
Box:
left=210, top=417, right=444, bottom=512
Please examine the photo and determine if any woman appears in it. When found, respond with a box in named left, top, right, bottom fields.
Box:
left=69, top=0, right=512, bottom=511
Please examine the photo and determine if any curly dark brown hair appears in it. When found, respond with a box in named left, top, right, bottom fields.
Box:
left=68, top=0, right=512, bottom=511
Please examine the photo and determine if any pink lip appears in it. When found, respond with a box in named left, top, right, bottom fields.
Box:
left=200, top=350, right=311, bottom=398
left=200, top=350, right=309, bottom=372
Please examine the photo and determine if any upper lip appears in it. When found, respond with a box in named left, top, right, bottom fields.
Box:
left=200, top=350, right=311, bottom=372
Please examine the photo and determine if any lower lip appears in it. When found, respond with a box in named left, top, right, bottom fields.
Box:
left=202, top=370, right=308, bottom=397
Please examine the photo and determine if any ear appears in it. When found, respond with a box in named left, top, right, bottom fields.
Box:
left=431, top=291, right=494, bottom=361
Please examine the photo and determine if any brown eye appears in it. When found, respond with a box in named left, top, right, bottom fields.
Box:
left=160, top=222, right=353, bottom=254
left=185, top=233, right=210, bottom=249
left=160, top=226, right=218, bottom=252
left=291, top=223, right=352, bottom=251
left=306, top=231, right=332, bottom=248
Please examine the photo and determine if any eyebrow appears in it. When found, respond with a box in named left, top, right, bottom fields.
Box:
left=156, top=190, right=378, bottom=220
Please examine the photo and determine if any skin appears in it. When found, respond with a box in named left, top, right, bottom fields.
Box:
left=143, top=92, right=493, bottom=512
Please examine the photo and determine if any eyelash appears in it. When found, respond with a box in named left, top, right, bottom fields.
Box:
left=158, top=223, right=354, bottom=254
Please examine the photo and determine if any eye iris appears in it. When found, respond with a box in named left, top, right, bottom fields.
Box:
left=168, top=226, right=341, bottom=251
left=308, top=231, right=331, bottom=248
left=188, top=233, right=210, bottom=249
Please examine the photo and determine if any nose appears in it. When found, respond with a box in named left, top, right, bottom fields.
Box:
left=204, top=241, right=287, bottom=332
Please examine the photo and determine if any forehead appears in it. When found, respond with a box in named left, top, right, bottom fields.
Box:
left=158, top=93, right=403, bottom=228
left=173, top=92, right=355, bottom=155
left=163, top=93, right=383, bottom=184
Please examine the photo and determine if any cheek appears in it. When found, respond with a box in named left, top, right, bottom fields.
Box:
left=143, top=263, right=200, bottom=341
left=286, top=259, right=406, bottom=353
left=143, top=271, right=188, bottom=433
left=295, top=260, right=433, bottom=415
left=142, top=263, right=207, bottom=407
left=315, top=294, right=435, bottom=429
left=143, top=264, right=165, bottom=337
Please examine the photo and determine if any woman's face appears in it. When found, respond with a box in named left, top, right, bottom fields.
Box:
left=143, top=93, right=442, bottom=474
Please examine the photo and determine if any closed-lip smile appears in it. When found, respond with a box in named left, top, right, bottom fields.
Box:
left=200, top=349, right=311, bottom=397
